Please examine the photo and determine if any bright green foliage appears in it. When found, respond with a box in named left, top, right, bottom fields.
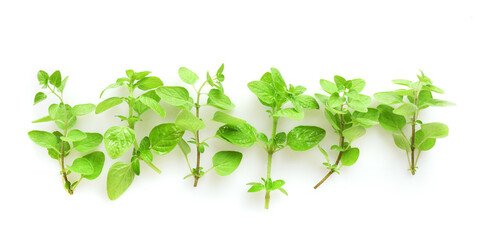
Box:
left=374, top=71, right=452, bottom=174
left=217, top=68, right=322, bottom=209
left=157, top=64, right=243, bottom=187
left=97, top=69, right=170, bottom=200
left=313, top=75, right=376, bottom=189
left=29, top=70, right=104, bottom=195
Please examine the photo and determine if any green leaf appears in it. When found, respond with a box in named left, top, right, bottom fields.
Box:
left=178, top=138, right=191, bottom=158
left=37, top=70, right=49, bottom=87
left=324, top=109, right=340, bottom=130
left=394, top=89, right=415, bottom=96
left=347, top=94, right=371, bottom=112
left=274, top=132, right=286, bottom=144
left=247, top=81, right=275, bottom=105
left=211, top=111, right=246, bottom=126
left=342, top=126, right=366, bottom=142
left=126, top=70, right=135, bottom=79
left=58, top=76, right=68, bottom=93
left=377, top=104, right=406, bottom=131
left=392, top=79, right=412, bottom=87
left=32, top=115, right=53, bottom=123
left=212, top=151, right=242, bottom=176
left=34, top=92, right=47, bottom=105
left=28, top=130, right=57, bottom=148
left=392, top=132, right=411, bottom=151
left=131, top=159, right=140, bottom=176
left=422, top=84, right=444, bottom=94
left=138, top=95, right=165, bottom=117
left=318, top=145, right=331, bottom=162
left=287, top=126, right=326, bottom=151
left=95, top=97, right=123, bottom=114
left=374, top=91, right=403, bottom=104
left=135, top=76, right=163, bottom=90
left=352, top=108, right=379, bottom=127
left=134, top=71, right=151, bottom=80
left=207, top=89, right=235, bottom=110
left=423, top=99, right=455, bottom=107
left=73, top=133, right=103, bottom=152
left=61, top=129, right=87, bottom=142
left=420, top=122, right=449, bottom=139
left=247, top=183, right=265, bottom=192
left=178, top=67, right=199, bottom=85
left=320, top=79, right=338, bottom=94
left=72, top=104, right=96, bottom=116
left=341, top=148, right=359, bottom=166
left=149, top=123, right=185, bottom=155
left=334, top=75, right=346, bottom=90
left=104, top=126, right=135, bottom=159
left=270, top=68, right=287, bottom=93
left=155, top=86, right=192, bottom=109
left=415, top=130, right=436, bottom=151
left=52, top=104, right=77, bottom=131
left=314, top=93, right=329, bottom=106
left=349, top=79, right=366, bottom=92
left=295, top=95, right=319, bottom=109
left=68, top=157, right=94, bottom=175
left=49, top=70, right=62, bottom=88
left=273, top=108, right=304, bottom=120
left=175, top=110, right=205, bottom=133
left=100, top=82, right=124, bottom=98
left=48, top=131, right=70, bottom=159
left=216, top=123, right=257, bottom=147
left=328, top=92, right=345, bottom=108
left=393, top=103, right=418, bottom=116
left=278, top=188, right=288, bottom=196
left=271, top=180, right=285, bottom=191
left=80, top=151, right=105, bottom=180
left=107, top=162, right=135, bottom=200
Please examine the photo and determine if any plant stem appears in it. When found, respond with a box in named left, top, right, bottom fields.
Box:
left=314, top=106, right=345, bottom=189
left=60, top=101, right=73, bottom=194
left=410, top=92, right=418, bottom=175
left=265, top=115, right=279, bottom=209
left=193, top=81, right=207, bottom=187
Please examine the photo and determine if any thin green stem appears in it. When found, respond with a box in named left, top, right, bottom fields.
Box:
left=410, top=91, right=419, bottom=175
left=193, top=80, right=208, bottom=187
left=265, top=113, right=279, bottom=209
left=146, top=161, right=162, bottom=174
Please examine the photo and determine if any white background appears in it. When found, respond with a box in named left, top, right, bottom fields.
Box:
left=1, top=0, right=476, bottom=239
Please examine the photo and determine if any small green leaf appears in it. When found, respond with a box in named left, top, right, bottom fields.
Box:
left=49, top=70, right=62, bottom=88
left=155, top=86, right=192, bottom=109
left=347, top=94, right=371, bottom=112
left=295, top=95, right=319, bottom=109
left=279, top=188, right=288, bottom=196
left=104, top=126, right=135, bottom=159
left=274, top=132, right=286, bottom=144
left=273, top=108, right=304, bottom=120
left=271, top=180, right=285, bottom=191
left=131, top=159, right=140, bottom=176
left=422, top=84, right=444, bottom=94
left=28, top=131, right=57, bottom=149
left=270, top=68, right=287, bottom=93
left=324, top=109, right=340, bottom=130
left=135, top=76, right=163, bottom=90
left=95, top=97, right=123, bottom=114
left=58, top=76, right=68, bottom=93
left=287, top=126, right=326, bottom=151
left=377, top=104, right=406, bottom=131
left=107, top=162, right=135, bottom=200
left=320, top=79, right=338, bottom=94
left=34, top=92, right=47, bottom=105
left=149, top=123, right=185, bottom=155
left=328, top=92, right=345, bottom=108
left=392, top=79, right=412, bottom=87
left=73, top=133, right=103, bottom=153
left=247, top=183, right=265, bottom=192
left=72, top=104, right=96, bottom=116
left=392, top=132, right=411, bottom=151
left=352, top=108, right=379, bottom=127
left=61, top=129, right=87, bottom=142
left=374, top=91, right=403, bottom=104
left=341, top=148, right=359, bottom=166
left=334, top=75, right=346, bottom=90
left=212, top=151, right=242, bottom=176
left=178, top=67, right=199, bottom=85
left=349, top=79, right=366, bottom=92
left=175, top=110, right=205, bottom=133
left=138, top=95, right=165, bottom=117
left=420, top=122, right=449, bottom=139
left=318, top=145, right=331, bottom=162
left=216, top=123, right=257, bottom=147
left=81, top=151, right=105, bottom=180
left=100, top=82, right=124, bottom=98
left=342, top=126, right=366, bottom=142
left=211, top=111, right=246, bottom=126
left=68, top=157, right=94, bottom=175
left=393, top=103, right=418, bottom=116
left=423, top=99, right=455, bottom=107
left=207, top=89, right=235, bottom=110
left=37, top=70, right=49, bottom=87
left=247, top=81, right=275, bottom=105
left=178, top=138, right=191, bottom=158
left=415, top=130, right=436, bottom=151
left=32, top=115, right=53, bottom=123
left=48, top=131, right=70, bottom=159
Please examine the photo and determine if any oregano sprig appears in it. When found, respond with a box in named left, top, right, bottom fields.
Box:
left=97, top=70, right=184, bottom=200
left=156, top=64, right=243, bottom=187
left=374, top=71, right=452, bottom=174
left=29, top=70, right=105, bottom=194
left=216, top=68, right=324, bottom=209
left=313, top=76, right=377, bottom=189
